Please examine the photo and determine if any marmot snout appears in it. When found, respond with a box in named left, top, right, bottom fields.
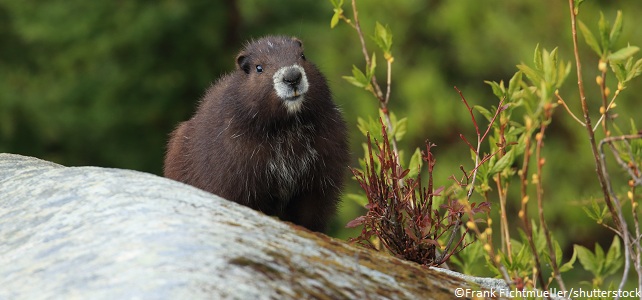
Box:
left=164, top=36, right=349, bottom=232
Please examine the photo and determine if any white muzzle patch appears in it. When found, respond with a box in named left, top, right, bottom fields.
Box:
left=272, top=64, right=309, bottom=114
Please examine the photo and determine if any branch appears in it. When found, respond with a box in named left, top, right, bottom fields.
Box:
left=535, top=108, right=567, bottom=292
left=567, top=0, right=621, bottom=230
left=555, top=91, right=585, bottom=126
left=348, top=0, right=400, bottom=164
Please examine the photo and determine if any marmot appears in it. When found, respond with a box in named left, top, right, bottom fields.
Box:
left=164, top=36, right=349, bottom=232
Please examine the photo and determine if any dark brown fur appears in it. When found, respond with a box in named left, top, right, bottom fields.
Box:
left=164, top=36, right=349, bottom=232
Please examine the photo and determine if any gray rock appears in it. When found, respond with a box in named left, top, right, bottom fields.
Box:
left=0, top=153, right=506, bottom=299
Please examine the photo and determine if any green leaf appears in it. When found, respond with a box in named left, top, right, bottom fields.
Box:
left=578, top=20, right=603, bottom=56
left=407, top=147, right=423, bottom=179
left=610, top=11, right=623, bottom=45
left=474, top=105, right=493, bottom=122
left=367, top=52, right=377, bottom=79
left=369, top=117, right=382, bottom=139
left=573, top=0, right=584, bottom=15
left=356, top=117, right=369, bottom=137
left=542, top=48, right=553, bottom=84
left=553, top=239, right=563, bottom=267
left=550, top=47, right=559, bottom=81
left=373, top=22, right=393, bottom=56
left=485, top=250, right=502, bottom=276
left=575, top=244, right=599, bottom=276
left=507, top=71, right=523, bottom=100
left=594, top=243, right=605, bottom=275
left=517, top=64, right=543, bottom=86
left=345, top=193, right=368, bottom=207
left=453, top=237, right=485, bottom=275
left=512, top=132, right=528, bottom=156
left=608, top=46, right=640, bottom=62
left=604, top=236, right=623, bottom=276
left=628, top=58, right=642, bottom=81
left=329, top=0, right=343, bottom=9
left=581, top=199, right=608, bottom=224
left=342, top=75, right=363, bottom=88
left=598, top=12, right=610, bottom=52
left=557, top=60, right=572, bottom=89
left=513, top=242, right=532, bottom=271
left=488, top=148, right=515, bottom=176
left=330, top=9, right=341, bottom=28
left=484, top=80, right=505, bottom=100
left=610, top=61, right=628, bottom=84
left=352, top=64, right=368, bottom=83
left=532, top=219, right=546, bottom=253
left=473, top=105, right=493, bottom=122
left=394, top=117, right=407, bottom=141
left=343, top=65, right=370, bottom=88
left=342, top=75, right=365, bottom=88
left=533, top=43, right=543, bottom=70
left=559, top=247, right=577, bottom=273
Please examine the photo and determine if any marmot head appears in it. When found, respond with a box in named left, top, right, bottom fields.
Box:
left=235, top=36, right=325, bottom=119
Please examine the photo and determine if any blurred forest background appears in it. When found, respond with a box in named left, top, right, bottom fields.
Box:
left=2, top=0, right=641, bottom=277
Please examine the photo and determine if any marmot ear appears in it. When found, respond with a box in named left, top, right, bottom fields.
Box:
left=292, top=37, right=303, bottom=49
left=236, top=53, right=251, bottom=74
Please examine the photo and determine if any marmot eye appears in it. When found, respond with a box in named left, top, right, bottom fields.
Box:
left=301, top=53, right=306, bottom=60
left=256, top=65, right=263, bottom=73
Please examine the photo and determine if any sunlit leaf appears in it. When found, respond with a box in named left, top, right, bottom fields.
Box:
left=533, top=43, right=543, bottom=70
left=357, top=117, right=368, bottom=136
left=329, top=0, right=343, bottom=9
left=394, top=117, right=407, bottom=141
left=610, top=11, right=623, bottom=45
left=559, top=247, right=577, bottom=273
left=488, top=148, right=515, bottom=176
left=542, top=48, right=553, bottom=84
left=507, top=71, right=523, bottom=100
left=578, top=20, right=602, bottom=56
left=343, top=64, right=370, bottom=88
left=598, top=12, right=610, bottom=52
left=330, top=10, right=341, bottom=28
left=575, top=244, right=599, bottom=276
left=352, top=64, right=368, bottom=83
left=594, top=243, right=605, bottom=275
left=549, top=47, right=559, bottom=83
left=604, top=236, right=623, bottom=276
left=557, top=61, right=572, bottom=89
left=517, top=64, right=543, bottom=86
left=484, top=80, right=505, bottom=100
left=373, top=22, right=393, bottom=55
left=608, top=46, right=639, bottom=63
left=474, top=105, right=493, bottom=122
left=343, top=75, right=365, bottom=88
left=610, top=61, right=627, bottom=84
left=628, top=58, right=642, bottom=81
left=368, top=52, right=377, bottom=79
left=553, top=240, right=563, bottom=267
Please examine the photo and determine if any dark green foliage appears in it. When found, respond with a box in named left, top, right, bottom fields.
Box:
left=0, top=1, right=237, bottom=172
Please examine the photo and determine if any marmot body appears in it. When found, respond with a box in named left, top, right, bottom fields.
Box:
left=164, top=36, right=349, bottom=232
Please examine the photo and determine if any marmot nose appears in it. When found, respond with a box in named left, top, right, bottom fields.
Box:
left=283, top=68, right=302, bottom=87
